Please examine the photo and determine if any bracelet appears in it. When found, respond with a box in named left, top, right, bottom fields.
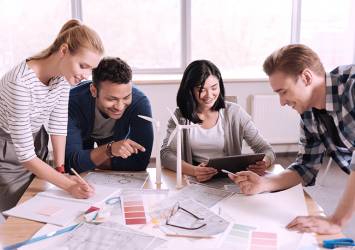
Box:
left=106, top=141, right=115, bottom=158
left=55, top=164, right=65, bottom=173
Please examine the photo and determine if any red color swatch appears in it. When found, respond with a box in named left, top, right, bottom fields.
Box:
left=121, top=195, right=147, bottom=225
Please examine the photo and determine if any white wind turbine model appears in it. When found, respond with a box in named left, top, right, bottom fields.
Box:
left=166, top=108, right=198, bottom=189
left=138, top=115, right=162, bottom=185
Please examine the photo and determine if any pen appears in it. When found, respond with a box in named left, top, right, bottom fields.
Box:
left=323, top=238, right=355, bottom=249
left=124, top=126, right=131, bottom=140
left=70, top=168, right=89, bottom=186
left=221, top=169, right=237, bottom=177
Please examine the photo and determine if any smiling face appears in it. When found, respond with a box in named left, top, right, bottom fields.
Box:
left=193, top=75, right=221, bottom=111
left=59, top=45, right=102, bottom=85
left=90, top=81, right=132, bottom=119
left=269, top=71, right=314, bottom=114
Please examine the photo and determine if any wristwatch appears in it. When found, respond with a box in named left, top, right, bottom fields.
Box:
left=106, top=141, right=115, bottom=158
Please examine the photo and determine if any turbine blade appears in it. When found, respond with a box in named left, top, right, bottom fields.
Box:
left=167, top=128, right=177, bottom=146
left=138, top=115, right=155, bottom=123
left=167, top=108, right=179, bottom=125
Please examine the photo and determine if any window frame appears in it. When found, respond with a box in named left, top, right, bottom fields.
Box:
left=72, top=0, right=354, bottom=77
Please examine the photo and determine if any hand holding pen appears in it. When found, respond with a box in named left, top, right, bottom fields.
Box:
left=223, top=169, right=265, bottom=195
left=67, top=168, right=95, bottom=199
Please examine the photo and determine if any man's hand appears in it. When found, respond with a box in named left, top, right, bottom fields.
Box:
left=111, top=139, right=145, bottom=159
left=248, top=160, right=268, bottom=176
left=194, top=163, right=218, bottom=182
left=286, top=215, right=342, bottom=234
left=228, top=171, right=265, bottom=195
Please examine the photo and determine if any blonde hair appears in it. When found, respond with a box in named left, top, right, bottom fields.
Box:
left=263, top=44, right=325, bottom=77
left=30, top=19, right=104, bottom=60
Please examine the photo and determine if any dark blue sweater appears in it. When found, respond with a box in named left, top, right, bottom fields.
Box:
left=65, top=81, right=153, bottom=173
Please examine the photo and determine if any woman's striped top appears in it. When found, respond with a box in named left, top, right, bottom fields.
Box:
left=0, top=61, right=70, bottom=162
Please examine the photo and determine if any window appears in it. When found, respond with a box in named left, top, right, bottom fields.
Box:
left=82, top=0, right=181, bottom=72
left=0, top=0, right=71, bottom=75
left=1, top=0, right=355, bottom=78
left=300, top=0, right=355, bottom=71
left=191, top=0, right=292, bottom=78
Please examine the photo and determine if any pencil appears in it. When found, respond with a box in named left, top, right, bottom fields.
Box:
left=221, top=169, right=237, bottom=177
left=70, top=168, right=89, bottom=185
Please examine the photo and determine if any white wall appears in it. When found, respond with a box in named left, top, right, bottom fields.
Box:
left=137, top=79, right=299, bottom=157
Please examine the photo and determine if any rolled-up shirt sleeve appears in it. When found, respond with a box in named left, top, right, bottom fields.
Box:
left=288, top=118, right=326, bottom=186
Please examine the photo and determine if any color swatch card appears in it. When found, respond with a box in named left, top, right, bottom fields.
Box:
left=219, top=223, right=257, bottom=250
left=121, top=195, right=147, bottom=225
left=250, top=231, right=278, bottom=250
left=218, top=184, right=305, bottom=249
left=220, top=224, right=278, bottom=250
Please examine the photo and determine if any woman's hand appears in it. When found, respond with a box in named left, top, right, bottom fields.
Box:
left=194, top=162, right=218, bottom=182
left=247, top=160, right=268, bottom=176
left=66, top=175, right=95, bottom=199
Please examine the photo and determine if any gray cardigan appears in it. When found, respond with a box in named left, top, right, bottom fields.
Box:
left=160, top=102, right=275, bottom=171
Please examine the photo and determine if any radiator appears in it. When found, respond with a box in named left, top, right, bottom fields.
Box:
left=250, top=95, right=300, bottom=144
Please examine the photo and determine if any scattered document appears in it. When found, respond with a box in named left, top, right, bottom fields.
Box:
left=151, top=198, right=229, bottom=237
left=218, top=184, right=308, bottom=250
left=18, top=222, right=166, bottom=250
left=7, top=180, right=316, bottom=250
left=3, top=195, right=88, bottom=226
left=84, top=172, right=149, bottom=189
left=297, top=233, right=319, bottom=250
left=185, top=176, right=236, bottom=190
left=63, top=222, right=166, bottom=250
left=223, top=184, right=241, bottom=193
left=170, top=183, right=232, bottom=208
left=39, top=184, right=119, bottom=204
left=3, top=184, right=119, bottom=226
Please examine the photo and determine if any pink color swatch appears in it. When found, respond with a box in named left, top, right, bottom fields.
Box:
left=250, top=231, right=278, bottom=250
left=121, top=195, right=147, bottom=225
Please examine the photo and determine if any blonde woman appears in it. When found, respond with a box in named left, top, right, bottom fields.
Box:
left=0, top=19, right=104, bottom=212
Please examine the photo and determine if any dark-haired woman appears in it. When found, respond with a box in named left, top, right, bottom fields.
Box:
left=161, top=60, right=275, bottom=182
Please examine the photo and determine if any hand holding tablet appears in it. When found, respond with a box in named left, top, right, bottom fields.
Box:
left=207, top=153, right=265, bottom=175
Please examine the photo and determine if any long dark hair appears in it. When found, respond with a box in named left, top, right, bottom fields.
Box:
left=177, top=60, right=225, bottom=124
